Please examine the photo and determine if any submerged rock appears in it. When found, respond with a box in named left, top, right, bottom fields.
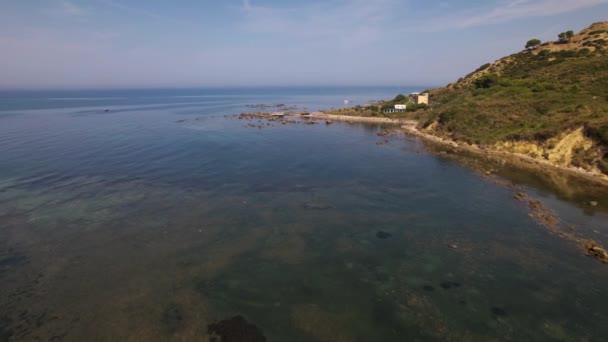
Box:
left=376, top=231, right=392, bottom=239
left=422, top=285, right=435, bottom=292
left=439, top=281, right=461, bottom=290
left=207, top=315, right=266, bottom=342
left=491, top=307, right=508, bottom=317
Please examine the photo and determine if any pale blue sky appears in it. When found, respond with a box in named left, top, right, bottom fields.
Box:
left=1, top=0, right=607, bottom=89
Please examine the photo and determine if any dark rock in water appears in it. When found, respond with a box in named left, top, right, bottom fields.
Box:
left=161, top=304, right=184, bottom=333
left=375, top=271, right=390, bottom=282
left=376, top=231, right=392, bottom=239
left=422, top=285, right=435, bottom=292
left=440, top=281, right=461, bottom=290
left=491, top=307, right=507, bottom=317
left=104, top=109, right=110, bottom=112
left=208, top=315, right=266, bottom=342
left=371, top=298, right=405, bottom=335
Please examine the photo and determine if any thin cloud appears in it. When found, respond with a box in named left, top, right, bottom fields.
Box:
left=243, top=0, right=252, bottom=11
left=60, top=0, right=85, bottom=16
left=99, top=0, right=199, bottom=28
left=238, top=0, right=401, bottom=48
left=406, top=0, right=608, bottom=32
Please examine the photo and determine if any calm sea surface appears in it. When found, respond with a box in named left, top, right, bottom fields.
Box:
left=0, top=87, right=607, bottom=341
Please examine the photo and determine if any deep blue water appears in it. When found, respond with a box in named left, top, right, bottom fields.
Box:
left=0, top=87, right=607, bottom=341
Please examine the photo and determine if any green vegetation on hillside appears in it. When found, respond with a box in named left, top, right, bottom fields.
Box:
left=326, top=94, right=428, bottom=119
left=415, top=23, right=608, bottom=171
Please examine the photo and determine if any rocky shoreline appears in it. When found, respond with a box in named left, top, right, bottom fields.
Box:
left=234, top=110, right=608, bottom=186
left=397, top=121, right=608, bottom=187
left=306, top=112, right=412, bottom=125
left=212, top=110, right=608, bottom=186
left=278, top=111, right=608, bottom=186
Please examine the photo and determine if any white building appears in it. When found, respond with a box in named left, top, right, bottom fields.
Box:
left=383, top=104, right=407, bottom=113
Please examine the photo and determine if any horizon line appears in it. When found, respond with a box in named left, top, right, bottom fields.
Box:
left=0, top=84, right=440, bottom=92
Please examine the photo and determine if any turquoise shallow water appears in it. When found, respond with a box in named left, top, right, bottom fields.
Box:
left=0, top=87, right=607, bottom=341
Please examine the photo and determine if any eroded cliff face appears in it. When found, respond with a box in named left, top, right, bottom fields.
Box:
left=420, top=123, right=608, bottom=181
left=493, top=127, right=607, bottom=180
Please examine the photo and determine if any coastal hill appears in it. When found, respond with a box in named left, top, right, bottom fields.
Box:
left=417, top=21, right=608, bottom=177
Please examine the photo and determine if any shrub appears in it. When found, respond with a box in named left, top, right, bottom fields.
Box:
left=589, top=29, right=607, bottom=35
left=585, top=124, right=608, bottom=146
left=578, top=48, right=591, bottom=56
left=533, top=131, right=556, bottom=141
left=438, top=111, right=456, bottom=124
left=554, top=50, right=577, bottom=58
left=475, top=74, right=499, bottom=89
left=593, top=39, right=607, bottom=45
left=538, top=49, right=550, bottom=57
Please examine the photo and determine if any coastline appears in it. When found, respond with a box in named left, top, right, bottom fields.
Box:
left=303, top=112, right=608, bottom=186
left=306, top=112, right=413, bottom=124
left=400, top=123, right=608, bottom=186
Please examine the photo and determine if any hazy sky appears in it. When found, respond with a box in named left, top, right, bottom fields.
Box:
left=1, top=0, right=607, bottom=89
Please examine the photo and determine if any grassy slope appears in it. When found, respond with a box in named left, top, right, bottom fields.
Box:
left=418, top=22, right=608, bottom=173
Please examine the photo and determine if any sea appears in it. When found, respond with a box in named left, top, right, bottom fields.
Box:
left=0, top=87, right=607, bottom=341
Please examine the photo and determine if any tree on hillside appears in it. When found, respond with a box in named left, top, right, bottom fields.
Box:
left=566, top=30, right=574, bottom=39
left=525, top=39, right=542, bottom=49
left=558, top=30, right=574, bottom=43
left=393, top=94, right=406, bottom=102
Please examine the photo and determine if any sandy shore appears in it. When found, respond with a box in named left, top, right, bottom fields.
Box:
left=306, top=112, right=608, bottom=186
